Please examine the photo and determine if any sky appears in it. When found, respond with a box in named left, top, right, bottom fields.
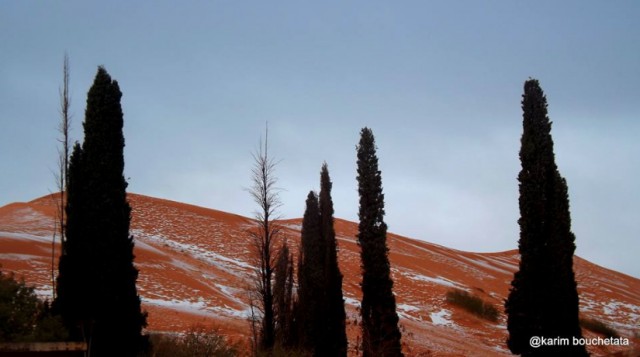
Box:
left=1, top=1, right=638, bottom=278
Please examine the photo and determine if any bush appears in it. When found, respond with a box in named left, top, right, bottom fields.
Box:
left=580, top=318, right=619, bottom=338
left=148, top=324, right=239, bottom=357
left=0, top=269, right=68, bottom=342
left=0, top=270, right=39, bottom=342
left=32, top=301, right=69, bottom=342
left=445, top=288, right=499, bottom=322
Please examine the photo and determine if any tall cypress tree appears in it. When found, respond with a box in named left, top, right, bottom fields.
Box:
left=505, top=79, right=587, bottom=357
left=55, top=67, right=146, bottom=356
left=318, top=163, right=348, bottom=357
left=296, top=164, right=348, bottom=356
left=356, top=128, right=403, bottom=357
left=296, top=191, right=323, bottom=353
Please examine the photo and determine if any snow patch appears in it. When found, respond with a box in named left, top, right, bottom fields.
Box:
left=142, top=297, right=249, bottom=319
left=603, top=300, right=640, bottom=328
left=281, top=223, right=302, bottom=231
left=135, top=239, right=166, bottom=255
left=458, top=255, right=511, bottom=275
left=170, top=258, right=199, bottom=272
left=430, top=309, right=453, bottom=326
left=344, top=297, right=360, bottom=307
left=398, top=303, right=421, bottom=313
left=0, top=253, right=42, bottom=260
left=144, top=297, right=208, bottom=314
left=33, top=286, right=54, bottom=301
left=405, top=272, right=465, bottom=289
left=397, top=303, right=422, bottom=321
left=137, top=232, right=253, bottom=276
left=0, top=231, right=51, bottom=243
left=214, top=283, right=247, bottom=307
left=13, top=207, right=51, bottom=225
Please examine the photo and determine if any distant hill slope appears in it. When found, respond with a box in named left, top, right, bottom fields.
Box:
left=1, top=193, right=638, bottom=356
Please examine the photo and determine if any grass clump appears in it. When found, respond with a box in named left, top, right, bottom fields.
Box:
left=580, top=317, right=619, bottom=338
left=445, top=288, right=499, bottom=322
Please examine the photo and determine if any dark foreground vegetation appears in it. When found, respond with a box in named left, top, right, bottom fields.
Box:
left=147, top=325, right=239, bottom=357
left=0, top=268, right=67, bottom=343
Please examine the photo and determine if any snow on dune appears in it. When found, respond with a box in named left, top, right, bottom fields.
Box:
left=142, top=296, right=249, bottom=319
left=0, top=231, right=52, bottom=243
left=458, top=255, right=512, bottom=275
left=2, top=193, right=639, bottom=356
left=135, top=232, right=253, bottom=275
left=404, top=272, right=466, bottom=290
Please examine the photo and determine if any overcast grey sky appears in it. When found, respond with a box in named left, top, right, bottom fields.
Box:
left=1, top=1, right=638, bottom=278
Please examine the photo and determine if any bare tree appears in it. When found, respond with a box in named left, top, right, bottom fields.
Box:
left=52, top=53, right=72, bottom=299
left=247, top=125, right=282, bottom=351
left=247, top=289, right=260, bottom=356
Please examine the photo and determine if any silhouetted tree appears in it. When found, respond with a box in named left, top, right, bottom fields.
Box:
left=296, top=164, right=348, bottom=356
left=505, top=79, right=587, bottom=357
left=248, top=126, right=281, bottom=352
left=52, top=53, right=72, bottom=300
left=296, top=191, right=323, bottom=353
left=56, top=142, right=91, bottom=342
left=318, top=163, right=348, bottom=357
left=273, top=242, right=295, bottom=347
left=55, top=67, right=146, bottom=357
left=356, top=128, right=403, bottom=357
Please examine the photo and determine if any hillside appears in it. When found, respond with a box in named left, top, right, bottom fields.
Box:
left=0, top=193, right=638, bottom=356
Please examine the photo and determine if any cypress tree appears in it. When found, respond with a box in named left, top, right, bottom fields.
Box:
left=55, top=67, right=146, bottom=356
left=55, top=143, right=88, bottom=336
left=273, top=242, right=295, bottom=347
left=356, top=128, right=403, bottom=357
left=296, top=191, right=323, bottom=353
left=285, top=247, right=295, bottom=346
left=505, top=79, right=587, bottom=356
left=318, top=163, right=348, bottom=357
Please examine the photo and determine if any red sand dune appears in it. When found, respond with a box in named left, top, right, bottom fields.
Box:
left=1, top=193, right=638, bottom=356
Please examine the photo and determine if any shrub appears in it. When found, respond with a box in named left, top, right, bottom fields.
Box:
left=148, top=324, right=239, bottom=357
left=0, top=270, right=39, bottom=342
left=580, top=318, right=619, bottom=338
left=0, top=269, right=67, bottom=342
left=445, top=288, right=499, bottom=322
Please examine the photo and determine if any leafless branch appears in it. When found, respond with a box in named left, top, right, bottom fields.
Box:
left=51, top=53, right=72, bottom=300
left=245, top=124, right=283, bottom=351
